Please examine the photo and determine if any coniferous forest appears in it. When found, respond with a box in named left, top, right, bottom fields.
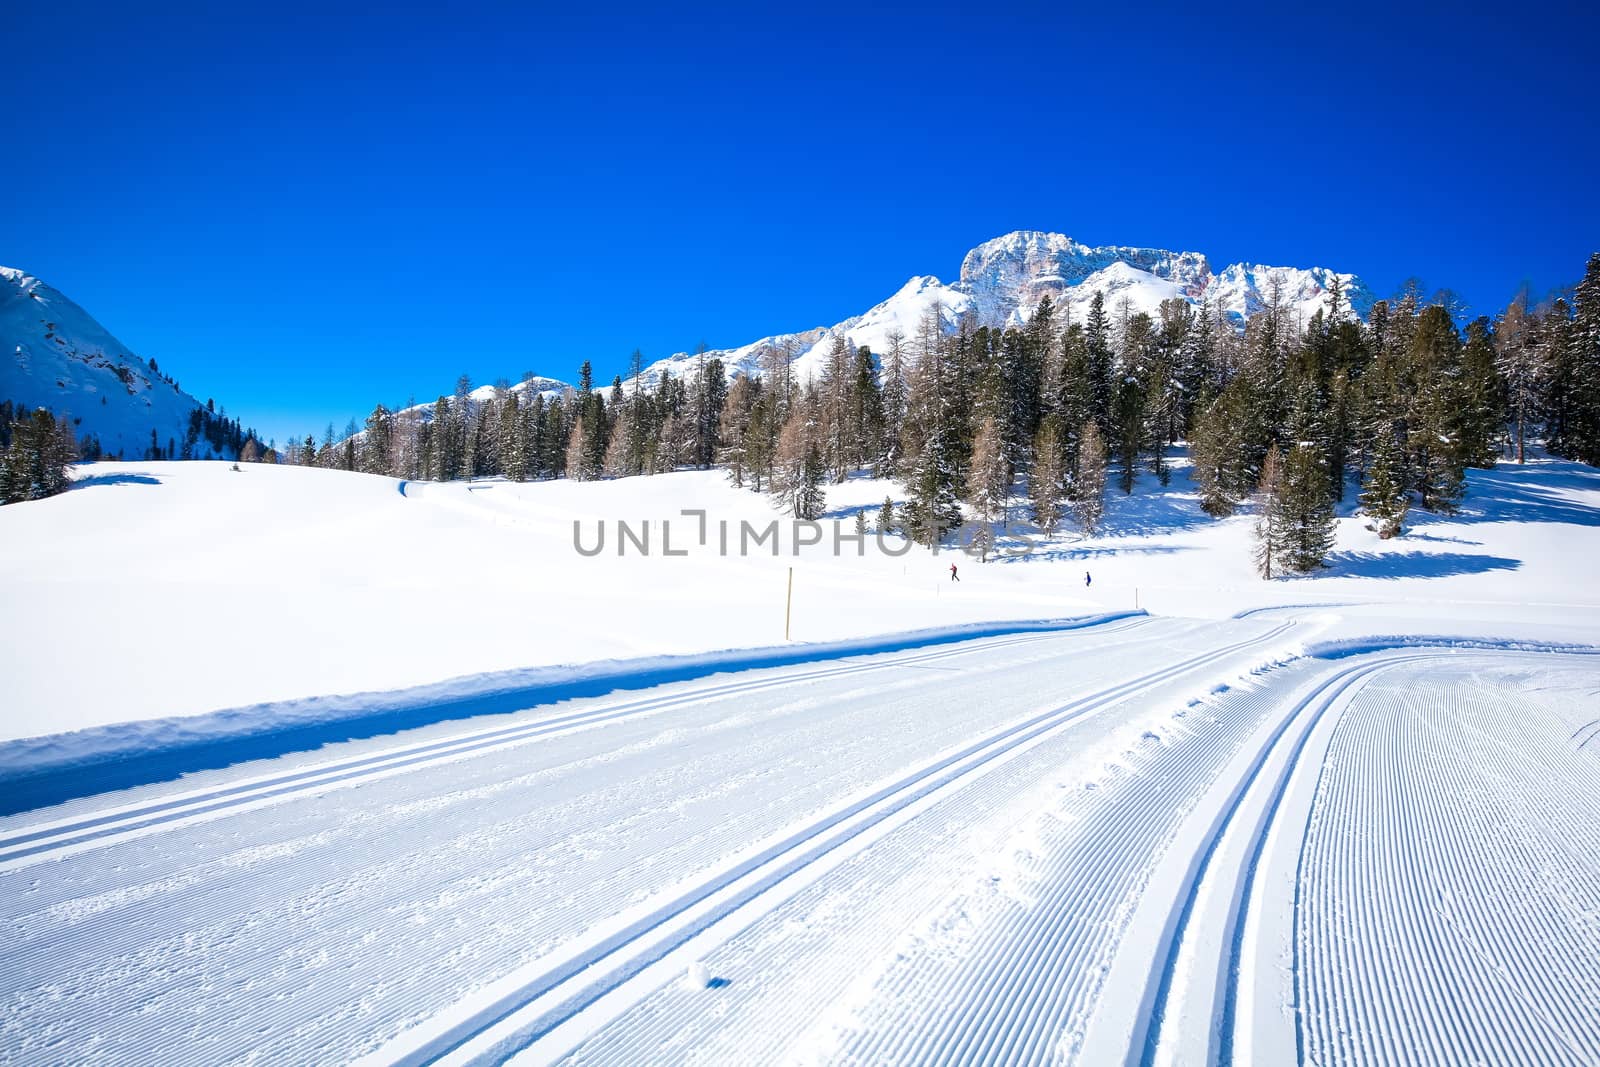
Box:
left=15, top=254, right=1599, bottom=580
left=267, top=252, right=1600, bottom=577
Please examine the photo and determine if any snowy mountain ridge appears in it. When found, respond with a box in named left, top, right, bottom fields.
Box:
left=0, top=266, right=229, bottom=459
left=635, top=230, right=1375, bottom=390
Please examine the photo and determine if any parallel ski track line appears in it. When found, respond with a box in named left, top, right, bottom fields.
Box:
left=0, top=624, right=1148, bottom=869
left=369, top=621, right=1296, bottom=1067
left=1297, top=658, right=1600, bottom=1066
left=559, top=652, right=1315, bottom=1067
left=816, top=652, right=1321, bottom=1067
left=1571, top=717, right=1600, bottom=750
left=1138, top=647, right=1600, bottom=1067
left=1133, top=652, right=1440, bottom=1067
left=3, top=623, right=1228, bottom=1066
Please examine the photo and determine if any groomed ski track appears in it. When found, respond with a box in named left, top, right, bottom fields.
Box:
left=3, top=617, right=1598, bottom=1066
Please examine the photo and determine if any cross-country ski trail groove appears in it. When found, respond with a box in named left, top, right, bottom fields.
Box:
left=363, top=622, right=1297, bottom=1066
left=1081, top=648, right=1600, bottom=1067
left=1296, top=655, right=1600, bottom=1066
left=0, top=618, right=1289, bottom=1066
left=562, top=628, right=1316, bottom=1067
left=0, top=624, right=1145, bottom=870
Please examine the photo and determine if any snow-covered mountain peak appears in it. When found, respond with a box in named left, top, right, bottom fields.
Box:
left=523, top=231, right=1376, bottom=408
left=1, top=267, right=235, bottom=458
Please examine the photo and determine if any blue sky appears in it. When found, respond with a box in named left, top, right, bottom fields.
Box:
left=4, top=1, right=1596, bottom=448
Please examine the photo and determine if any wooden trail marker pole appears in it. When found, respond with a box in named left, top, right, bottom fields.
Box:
left=785, top=567, right=794, bottom=641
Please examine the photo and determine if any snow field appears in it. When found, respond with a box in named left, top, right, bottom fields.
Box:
left=1, top=619, right=1296, bottom=1065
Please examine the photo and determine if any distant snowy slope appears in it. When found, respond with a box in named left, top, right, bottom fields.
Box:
left=632, top=230, right=1375, bottom=390
left=0, top=267, right=225, bottom=459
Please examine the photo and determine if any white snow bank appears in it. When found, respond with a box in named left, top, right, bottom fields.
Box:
left=0, top=611, right=1142, bottom=805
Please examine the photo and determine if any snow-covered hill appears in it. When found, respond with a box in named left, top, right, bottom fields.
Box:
left=3, top=449, right=1595, bottom=743
left=634, top=230, right=1375, bottom=390
left=0, top=267, right=228, bottom=459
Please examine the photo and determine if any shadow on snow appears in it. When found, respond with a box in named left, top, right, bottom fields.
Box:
left=72, top=473, right=161, bottom=489
left=1320, top=550, right=1522, bottom=581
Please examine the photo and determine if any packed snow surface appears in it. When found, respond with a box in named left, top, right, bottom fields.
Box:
left=1, top=454, right=1598, bottom=1064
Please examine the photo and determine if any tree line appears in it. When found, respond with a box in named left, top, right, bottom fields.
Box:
left=278, top=253, right=1600, bottom=577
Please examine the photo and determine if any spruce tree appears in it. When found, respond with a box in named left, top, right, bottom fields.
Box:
left=717, top=375, right=760, bottom=487
left=851, top=345, right=885, bottom=474
left=0, top=408, right=75, bottom=504
left=1458, top=318, right=1504, bottom=469
left=1571, top=253, right=1600, bottom=464
left=1190, top=389, right=1249, bottom=518
left=1360, top=422, right=1410, bottom=538
left=878, top=494, right=896, bottom=534
left=430, top=397, right=454, bottom=480
left=797, top=442, right=826, bottom=521
left=880, top=330, right=908, bottom=474
left=1538, top=300, right=1576, bottom=458
left=745, top=393, right=776, bottom=491
left=905, top=423, right=964, bottom=547
left=1495, top=293, right=1538, bottom=463
left=1085, top=291, right=1114, bottom=432
left=1278, top=442, right=1336, bottom=573
left=363, top=404, right=394, bottom=476
left=1407, top=305, right=1467, bottom=513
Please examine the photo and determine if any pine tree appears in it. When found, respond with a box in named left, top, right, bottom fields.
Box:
left=1278, top=442, right=1336, bottom=573
left=1252, top=444, right=1284, bottom=579
left=430, top=397, right=454, bottom=480
left=880, top=330, right=908, bottom=475
left=850, top=345, right=885, bottom=474
left=1054, top=323, right=1094, bottom=474
left=1360, top=420, right=1410, bottom=538
left=363, top=404, right=393, bottom=475
left=1085, top=291, right=1114, bottom=432
left=797, top=442, right=826, bottom=521
left=819, top=334, right=852, bottom=481
left=1407, top=305, right=1467, bottom=513
left=878, top=494, right=895, bottom=534
left=745, top=392, right=776, bottom=491
left=1071, top=420, right=1107, bottom=537
left=691, top=355, right=727, bottom=469
left=1, top=408, right=75, bottom=504
left=904, top=423, right=964, bottom=547
left=1458, top=318, right=1504, bottom=469
left=1190, top=389, right=1250, bottom=517
left=1570, top=252, right=1600, bottom=464
left=1495, top=293, right=1538, bottom=463
left=1537, top=300, right=1576, bottom=458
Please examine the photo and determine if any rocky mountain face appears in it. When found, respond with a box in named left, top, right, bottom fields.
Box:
left=636, top=230, right=1374, bottom=389
left=1, top=267, right=232, bottom=459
